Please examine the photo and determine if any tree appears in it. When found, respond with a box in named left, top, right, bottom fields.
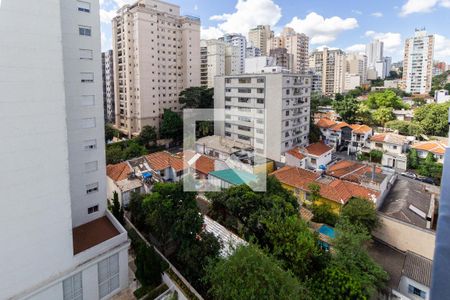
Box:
left=332, top=96, right=359, bottom=123
left=366, top=90, right=407, bottom=110
left=414, top=102, right=450, bottom=137
left=135, top=243, right=167, bottom=287
left=261, top=216, right=321, bottom=278
left=417, top=152, right=443, bottom=180
left=105, top=145, right=124, bottom=164
left=369, top=149, right=383, bottom=163
left=160, top=109, right=183, bottom=141
left=129, top=192, right=147, bottom=229
left=105, top=124, right=120, bottom=143
left=205, top=245, right=309, bottom=300
left=137, top=125, right=157, bottom=146
left=334, top=93, right=344, bottom=101
left=370, top=78, right=384, bottom=87
left=408, top=149, right=420, bottom=169
left=311, top=203, right=338, bottom=226
left=110, top=191, right=124, bottom=225
left=123, top=141, right=147, bottom=160
left=307, top=183, right=321, bottom=202
left=372, top=107, right=395, bottom=126
left=385, top=120, right=424, bottom=137
left=196, top=121, right=213, bottom=138
left=340, top=198, right=378, bottom=234
left=347, top=87, right=364, bottom=98
left=179, top=86, right=214, bottom=109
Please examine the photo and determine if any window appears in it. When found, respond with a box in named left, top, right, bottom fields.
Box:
left=408, top=285, right=426, bottom=299
left=79, top=26, right=92, bottom=36
left=77, top=1, right=91, bottom=13
left=81, top=95, right=95, bottom=106
left=257, top=99, right=264, bottom=104
left=81, top=72, right=94, bottom=83
left=85, top=161, right=98, bottom=173
left=81, top=118, right=96, bottom=129
left=80, top=49, right=93, bottom=60
left=83, top=139, right=97, bottom=150
left=88, top=205, right=99, bottom=214
left=63, top=272, right=83, bottom=300
left=86, top=182, right=99, bottom=194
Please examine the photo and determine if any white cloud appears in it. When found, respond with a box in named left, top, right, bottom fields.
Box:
left=399, top=0, right=450, bottom=16
left=208, top=0, right=282, bottom=36
left=371, top=12, right=383, bottom=17
left=365, top=31, right=402, bottom=55
left=201, top=26, right=224, bottom=40
left=285, top=12, right=358, bottom=44
left=346, top=44, right=366, bottom=53
left=351, top=10, right=363, bottom=15
left=314, top=45, right=339, bottom=51
left=434, top=34, right=450, bottom=62
left=101, top=31, right=112, bottom=50
left=100, top=8, right=117, bottom=24
left=194, top=4, right=198, bottom=11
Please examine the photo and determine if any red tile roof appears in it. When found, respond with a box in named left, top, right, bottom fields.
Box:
left=145, top=151, right=185, bottom=172
left=370, top=133, right=407, bottom=145
left=329, top=122, right=350, bottom=131
left=106, top=162, right=131, bottom=182
left=351, top=124, right=372, bottom=134
left=271, top=166, right=379, bottom=204
left=412, top=141, right=446, bottom=155
left=304, top=142, right=333, bottom=156
left=181, top=151, right=216, bottom=175
left=327, top=160, right=382, bottom=183
left=286, top=148, right=306, bottom=160
left=316, top=118, right=337, bottom=129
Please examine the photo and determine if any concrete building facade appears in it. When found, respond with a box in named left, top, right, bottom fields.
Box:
left=112, top=0, right=201, bottom=136
left=214, top=73, right=311, bottom=161
left=346, top=52, right=367, bottom=85
left=102, top=50, right=115, bottom=123
left=248, top=25, right=274, bottom=56
left=0, top=0, right=129, bottom=299
left=221, top=33, right=246, bottom=74
left=402, top=29, right=434, bottom=94
left=309, top=48, right=346, bottom=95
left=269, top=48, right=294, bottom=72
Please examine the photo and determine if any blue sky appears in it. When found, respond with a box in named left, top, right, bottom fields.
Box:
left=100, top=0, right=450, bottom=63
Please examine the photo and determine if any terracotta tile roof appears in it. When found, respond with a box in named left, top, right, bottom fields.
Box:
left=316, top=118, right=337, bottom=129
left=106, top=162, right=131, bottom=182
left=327, top=160, right=382, bottom=183
left=286, top=147, right=306, bottom=160
left=271, top=166, right=379, bottom=204
left=145, top=151, right=185, bottom=172
left=370, top=133, right=407, bottom=145
left=304, top=142, right=333, bottom=156
left=351, top=124, right=372, bottom=134
left=181, top=150, right=216, bottom=175
left=329, top=122, right=350, bottom=131
left=412, top=141, right=447, bottom=155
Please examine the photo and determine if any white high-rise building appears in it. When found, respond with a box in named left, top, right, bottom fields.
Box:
left=221, top=33, right=247, bottom=74
left=214, top=73, right=311, bottom=161
left=346, top=52, right=368, bottom=85
left=112, top=0, right=201, bottom=136
left=366, top=39, right=384, bottom=68
left=246, top=46, right=262, bottom=58
left=309, top=48, right=346, bottom=95
left=102, top=50, right=115, bottom=123
left=248, top=25, right=274, bottom=56
left=0, top=1, right=129, bottom=299
left=402, top=29, right=434, bottom=94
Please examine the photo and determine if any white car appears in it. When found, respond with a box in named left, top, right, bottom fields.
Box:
left=401, top=171, right=417, bottom=179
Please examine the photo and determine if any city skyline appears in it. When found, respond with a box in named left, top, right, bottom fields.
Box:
left=100, top=0, right=450, bottom=62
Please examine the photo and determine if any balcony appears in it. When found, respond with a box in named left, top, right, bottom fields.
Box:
left=72, top=211, right=128, bottom=263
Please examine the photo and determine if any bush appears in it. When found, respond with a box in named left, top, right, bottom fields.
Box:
left=144, top=284, right=169, bottom=300
left=135, top=244, right=167, bottom=288
left=312, top=203, right=338, bottom=226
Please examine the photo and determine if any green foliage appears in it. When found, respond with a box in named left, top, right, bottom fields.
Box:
left=308, top=266, right=366, bottom=300
left=307, top=183, right=321, bottom=202
left=179, top=86, right=214, bottom=109
left=205, top=245, right=309, bottom=300
left=408, top=149, right=420, bottom=169
left=334, top=93, right=344, bottom=101
left=417, top=152, right=443, bottom=179
left=261, top=216, right=320, bottom=278
left=346, top=86, right=364, bottom=98
left=105, top=145, right=125, bottom=164
left=366, top=90, right=407, bottom=110
left=309, top=123, right=322, bottom=143
left=110, top=191, right=124, bottom=225
left=414, top=102, right=450, bottom=137
left=160, top=109, right=183, bottom=141
left=387, top=70, right=401, bottom=80
left=372, top=107, right=395, bottom=126
left=412, top=97, right=427, bottom=107
left=196, top=121, right=213, bottom=139
left=129, top=192, right=147, bottom=229
left=385, top=120, right=424, bottom=137
left=123, top=141, right=148, bottom=160
left=105, top=124, right=121, bottom=143
left=332, top=95, right=359, bottom=123
left=105, top=140, right=148, bottom=164
left=430, top=70, right=450, bottom=96
left=135, top=243, right=166, bottom=287
left=370, top=79, right=384, bottom=87
left=369, top=150, right=383, bottom=163
left=137, top=126, right=157, bottom=147
left=311, top=203, right=338, bottom=227
left=143, top=284, right=169, bottom=300
left=340, top=198, right=378, bottom=234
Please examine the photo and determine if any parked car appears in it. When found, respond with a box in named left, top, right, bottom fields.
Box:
left=417, top=176, right=437, bottom=185
left=401, top=171, right=417, bottom=179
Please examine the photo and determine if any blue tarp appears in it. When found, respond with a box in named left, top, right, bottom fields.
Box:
left=142, top=172, right=152, bottom=179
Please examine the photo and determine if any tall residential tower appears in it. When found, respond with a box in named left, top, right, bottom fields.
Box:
left=309, top=48, right=346, bottom=95
left=102, top=50, right=115, bottom=123
left=248, top=25, right=274, bottom=56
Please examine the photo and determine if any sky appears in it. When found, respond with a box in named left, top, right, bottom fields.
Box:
left=100, top=0, right=450, bottom=63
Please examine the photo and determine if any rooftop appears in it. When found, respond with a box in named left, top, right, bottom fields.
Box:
left=203, top=216, right=247, bottom=257
left=182, top=150, right=216, bottom=175
left=371, top=133, right=408, bottom=145
left=72, top=216, right=120, bottom=255
left=209, top=169, right=258, bottom=185
left=106, top=162, right=132, bottom=182
left=316, top=118, right=336, bottom=129
left=351, top=124, right=372, bottom=134
left=145, top=151, right=185, bottom=172
left=326, top=160, right=386, bottom=185
left=379, top=178, right=433, bottom=229
left=304, top=142, right=333, bottom=156
left=196, top=135, right=251, bottom=155
left=402, top=251, right=433, bottom=287
left=412, top=140, right=447, bottom=155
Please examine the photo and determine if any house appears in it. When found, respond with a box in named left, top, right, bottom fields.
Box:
left=271, top=166, right=379, bottom=213
left=182, top=150, right=217, bottom=180
left=286, top=142, right=333, bottom=170
left=412, top=140, right=447, bottom=163
left=145, top=151, right=185, bottom=181
left=367, top=133, right=410, bottom=170
left=106, top=162, right=143, bottom=207
left=349, top=124, right=373, bottom=154
left=315, top=118, right=353, bottom=150
left=393, top=109, right=414, bottom=121
left=208, top=169, right=258, bottom=190
left=195, top=135, right=250, bottom=160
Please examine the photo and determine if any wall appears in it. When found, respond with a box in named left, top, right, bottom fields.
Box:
left=373, top=214, right=436, bottom=260
left=398, top=277, right=430, bottom=300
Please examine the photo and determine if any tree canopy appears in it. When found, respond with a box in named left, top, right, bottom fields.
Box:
left=160, top=109, right=183, bottom=141
left=332, top=95, right=359, bottom=123
left=205, top=245, right=309, bottom=300
left=372, top=107, right=395, bottom=126
left=137, top=125, right=157, bottom=146
left=414, top=102, right=450, bottom=137
left=385, top=120, right=424, bottom=137
left=340, top=198, right=378, bottom=234
left=179, top=86, right=214, bottom=109
left=366, top=90, right=407, bottom=110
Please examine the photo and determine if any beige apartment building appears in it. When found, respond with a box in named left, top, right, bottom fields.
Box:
left=310, top=48, right=346, bottom=95
left=267, top=27, right=309, bottom=74
left=346, top=52, right=368, bottom=85
left=248, top=25, right=274, bottom=56
left=112, top=0, right=200, bottom=136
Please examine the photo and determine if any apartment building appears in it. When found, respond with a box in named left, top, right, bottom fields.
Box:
left=310, top=48, right=346, bottom=95
left=246, top=45, right=262, bottom=58
left=346, top=52, right=367, bottom=85
left=248, top=25, right=274, bottom=56
left=214, top=73, right=311, bottom=161
left=269, top=48, right=294, bottom=71
left=366, top=39, right=384, bottom=70
left=221, top=33, right=246, bottom=74
left=102, top=50, right=115, bottom=123
left=0, top=1, right=129, bottom=299
left=112, top=0, right=201, bottom=136
left=402, top=29, right=434, bottom=94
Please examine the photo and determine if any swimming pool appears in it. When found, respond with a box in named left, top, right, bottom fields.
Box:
left=318, top=225, right=336, bottom=239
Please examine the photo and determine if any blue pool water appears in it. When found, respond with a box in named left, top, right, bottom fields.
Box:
left=318, top=225, right=336, bottom=239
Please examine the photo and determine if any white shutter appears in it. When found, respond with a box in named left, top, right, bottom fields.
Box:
left=84, top=161, right=98, bottom=173
left=77, top=1, right=91, bottom=13
left=80, top=49, right=93, bottom=60
left=81, top=118, right=95, bottom=129
left=81, top=95, right=95, bottom=106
